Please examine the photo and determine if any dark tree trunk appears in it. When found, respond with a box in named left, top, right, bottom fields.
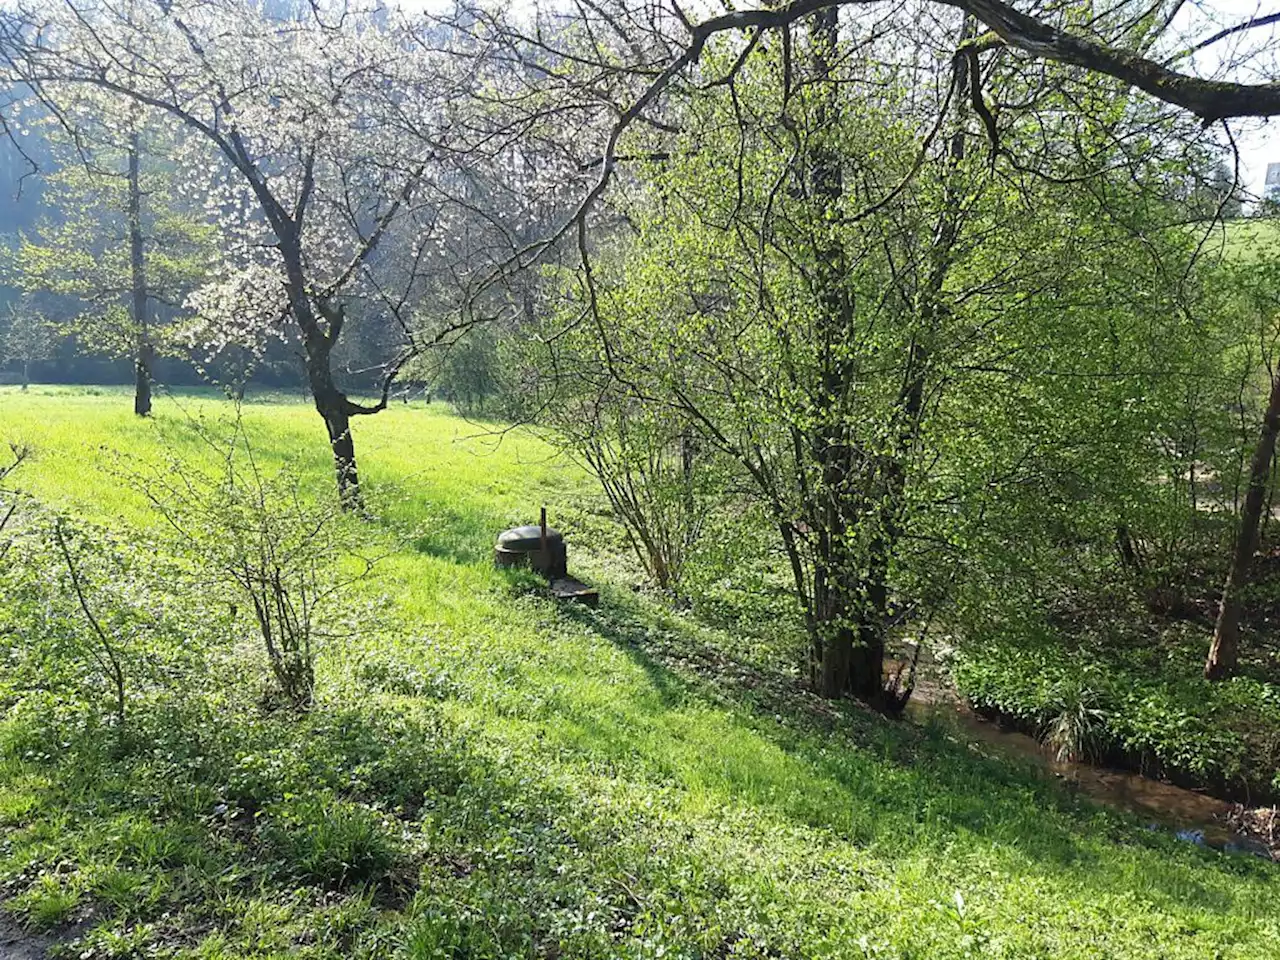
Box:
left=819, top=626, right=854, bottom=698
left=276, top=218, right=366, bottom=509
left=1206, top=370, right=1280, bottom=679
left=803, top=14, right=971, bottom=707
left=811, top=591, right=888, bottom=704
left=804, top=8, right=888, bottom=701
left=20, top=359, right=29, bottom=390
left=304, top=334, right=362, bottom=509
left=127, top=130, right=152, bottom=417
left=134, top=344, right=153, bottom=417
left=852, top=625, right=886, bottom=701
left=321, top=404, right=360, bottom=508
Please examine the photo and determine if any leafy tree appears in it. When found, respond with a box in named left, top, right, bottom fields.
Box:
left=0, top=294, right=54, bottom=387
left=1203, top=257, right=1280, bottom=678
left=529, top=12, right=1248, bottom=707
left=13, top=132, right=212, bottom=412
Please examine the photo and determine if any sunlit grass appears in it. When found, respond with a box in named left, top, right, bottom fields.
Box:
left=1222, top=217, right=1280, bottom=263
left=1, top=386, right=1277, bottom=958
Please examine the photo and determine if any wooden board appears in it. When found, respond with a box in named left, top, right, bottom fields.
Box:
left=550, top=577, right=599, bottom=608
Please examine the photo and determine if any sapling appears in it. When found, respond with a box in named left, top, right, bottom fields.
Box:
left=132, top=419, right=380, bottom=708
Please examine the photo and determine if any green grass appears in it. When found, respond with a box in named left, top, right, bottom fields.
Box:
left=1221, top=217, right=1280, bottom=263
left=0, top=385, right=1278, bottom=959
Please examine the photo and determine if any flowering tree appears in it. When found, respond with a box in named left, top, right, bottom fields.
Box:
left=2, top=0, right=478, bottom=504
left=0, top=296, right=55, bottom=388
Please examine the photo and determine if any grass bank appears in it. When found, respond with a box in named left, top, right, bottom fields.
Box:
left=0, top=386, right=1277, bottom=959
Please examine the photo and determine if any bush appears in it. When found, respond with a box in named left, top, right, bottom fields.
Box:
left=129, top=421, right=380, bottom=708
left=0, top=505, right=214, bottom=751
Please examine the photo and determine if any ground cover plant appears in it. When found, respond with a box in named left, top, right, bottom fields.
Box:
left=949, top=620, right=1280, bottom=799
left=0, top=387, right=1277, bottom=959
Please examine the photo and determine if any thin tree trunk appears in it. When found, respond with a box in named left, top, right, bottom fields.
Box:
left=277, top=219, right=366, bottom=510
left=20, top=359, right=28, bottom=390
left=1206, top=369, right=1280, bottom=679
left=127, top=129, right=152, bottom=417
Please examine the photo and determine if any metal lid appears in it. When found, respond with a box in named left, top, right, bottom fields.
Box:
left=496, top=524, right=564, bottom=551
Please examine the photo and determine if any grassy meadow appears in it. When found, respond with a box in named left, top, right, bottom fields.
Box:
left=0, top=386, right=1278, bottom=959
left=1218, top=216, right=1280, bottom=262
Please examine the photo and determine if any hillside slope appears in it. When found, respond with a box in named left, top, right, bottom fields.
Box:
left=0, top=387, right=1276, bottom=959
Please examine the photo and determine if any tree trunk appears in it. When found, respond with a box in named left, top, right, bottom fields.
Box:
left=819, top=626, right=854, bottom=698
left=811, top=599, right=887, bottom=703
left=134, top=344, right=153, bottom=417
left=804, top=8, right=885, bottom=701
left=803, top=16, right=970, bottom=707
left=303, top=337, right=362, bottom=509
left=851, top=624, right=886, bottom=702
left=127, top=129, right=152, bottom=417
left=318, top=397, right=360, bottom=509
left=278, top=223, right=365, bottom=509
left=306, top=343, right=361, bottom=509
left=1206, top=369, right=1280, bottom=679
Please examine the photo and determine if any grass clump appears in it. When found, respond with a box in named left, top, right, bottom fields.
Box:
left=14, top=874, right=80, bottom=929
left=260, top=793, right=400, bottom=888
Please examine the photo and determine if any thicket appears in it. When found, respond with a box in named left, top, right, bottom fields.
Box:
left=487, top=23, right=1280, bottom=787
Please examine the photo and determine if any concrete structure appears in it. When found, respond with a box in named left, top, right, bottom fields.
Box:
left=1265, top=163, right=1280, bottom=202
left=494, top=508, right=598, bottom=607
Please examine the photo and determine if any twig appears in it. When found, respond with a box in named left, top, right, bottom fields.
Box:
left=53, top=519, right=127, bottom=737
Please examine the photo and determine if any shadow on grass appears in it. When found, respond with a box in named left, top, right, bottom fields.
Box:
left=0, top=690, right=646, bottom=955
left=552, top=590, right=1274, bottom=906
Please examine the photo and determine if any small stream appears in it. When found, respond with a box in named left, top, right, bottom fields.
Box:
left=904, top=687, right=1276, bottom=860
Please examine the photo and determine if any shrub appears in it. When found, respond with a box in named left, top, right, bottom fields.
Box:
left=130, top=420, right=380, bottom=708
left=949, top=627, right=1275, bottom=794
left=545, top=393, right=724, bottom=594
left=1041, top=679, right=1107, bottom=763
left=0, top=506, right=209, bottom=751
left=0, top=442, right=28, bottom=550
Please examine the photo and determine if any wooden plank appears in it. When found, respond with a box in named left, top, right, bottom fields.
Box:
left=550, top=577, right=599, bottom=608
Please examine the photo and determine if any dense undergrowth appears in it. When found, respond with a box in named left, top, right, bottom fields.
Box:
left=949, top=567, right=1280, bottom=803
left=950, top=630, right=1280, bottom=802
left=0, top=388, right=1278, bottom=959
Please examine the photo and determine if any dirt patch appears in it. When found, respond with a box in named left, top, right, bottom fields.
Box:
left=0, top=919, right=54, bottom=960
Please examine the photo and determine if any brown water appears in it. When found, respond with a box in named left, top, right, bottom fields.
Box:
left=904, top=684, right=1273, bottom=858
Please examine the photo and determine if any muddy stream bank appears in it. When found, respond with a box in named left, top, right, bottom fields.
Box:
left=904, top=681, right=1277, bottom=861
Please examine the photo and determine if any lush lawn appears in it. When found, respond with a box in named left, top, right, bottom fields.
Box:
left=1221, top=217, right=1280, bottom=262
left=0, top=386, right=1277, bottom=959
